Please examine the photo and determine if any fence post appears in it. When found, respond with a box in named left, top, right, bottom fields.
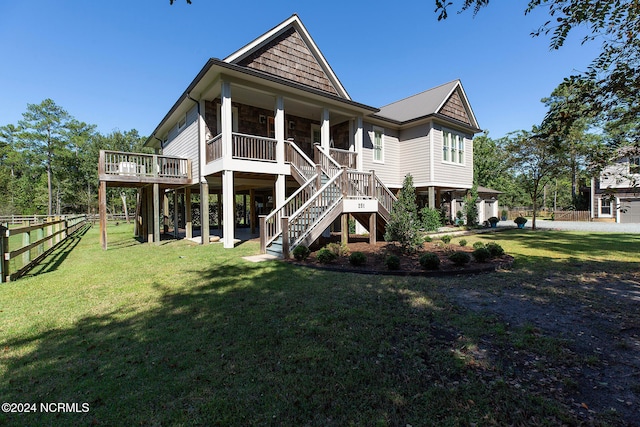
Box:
left=0, top=225, right=7, bottom=283
left=22, top=229, right=30, bottom=268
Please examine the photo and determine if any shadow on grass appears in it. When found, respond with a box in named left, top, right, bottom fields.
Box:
left=0, top=257, right=587, bottom=426
left=20, top=225, right=91, bottom=279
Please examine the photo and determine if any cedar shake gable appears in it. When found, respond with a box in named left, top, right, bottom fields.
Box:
left=439, top=88, right=472, bottom=126
left=236, top=27, right=339, bottom=96
left=224, top=14, right=351, bottom=100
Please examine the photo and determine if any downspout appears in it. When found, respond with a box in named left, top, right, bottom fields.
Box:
left=154, top=136, right=163, bottom=155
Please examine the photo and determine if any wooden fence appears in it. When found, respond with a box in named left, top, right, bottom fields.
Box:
left=505, top=210, right=591, bottom=222
left=0, top=215, right=89, bottom=283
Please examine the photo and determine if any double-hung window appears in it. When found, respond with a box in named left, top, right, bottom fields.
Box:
left=600, top=198, right=612, bottom=216
left=442, top=130, right=465, bottom=165
left=373, top=127, right=384, bottom=162
left=630, top=156, right=640, bottom=174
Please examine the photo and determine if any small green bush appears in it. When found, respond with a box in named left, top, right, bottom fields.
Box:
left=472, top=247, right=492, bottom=262
left=423, top=235, right=433, bottom=243
left=419, top=252, right=440, bottom=270
left=472, top=241, right=485, bottom=250
left=292, top=245, right=310, bottom=261
left=385, top=254, right=401, bottom=270
left=514, top=216, right=528, bottom=225
left=441, top=235, right=452, bottom=244
left=458, top=239, right=467, bottom=247
left=349, top=251, right=367, bottom=266
left=488, top=216, right=499, bottom=224
left=316, top=248, right=337, bottom=264
left=485, top=242, right=505, bottom=257
left=449, top=251, right=471, bottom=266
left=420, top=206, right=443, bottom=232
left=326, top=242, right=349, bottom=257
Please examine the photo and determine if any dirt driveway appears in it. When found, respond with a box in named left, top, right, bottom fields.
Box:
left=443, top=266, right=640, bottom=426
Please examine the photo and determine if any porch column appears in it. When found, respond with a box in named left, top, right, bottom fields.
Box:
left=321, top=108, right=330, bottom=151
left=200, top=180, right=210, bottom=244
left=369, top=213, right=377, bottom=245
left=163, top=193, right=169, bottom=234
left=250, top=188, right=256, bottom=234
left=275, top=174, right=286, bottom=209
left=146, top=186, right=153, bottom=243
left=355, top=116, right=363, bottom=172
left=275, top=95, right=285, bottom=164
left=428, top=187, right=436, bottom=209
left=221, top=80, right=233, bottom=159
left=185, top=187, right=192, bottom=239
left=341, top=214, right=349, bottom=245
left=222, top=170, right=235, bottom=248
left=153, top=183, right=160, bottom=244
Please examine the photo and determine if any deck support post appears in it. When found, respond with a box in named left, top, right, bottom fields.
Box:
left=185, top=187, right=192, bottom=239
left=200, top=180, right=209, bottom=245
left=99, top=180, right=107, bottom=250
left=222, top=170, right=234, bottom=248
left=281, top=217, right=289, bottom=259
left=153, top=183, right=160, bottom=244
left=369, top=213, right=377, bottom=245
left=275, top=174, right=285, bottom=210
left=341, top=214, right=349, bottom=245
left=173, top=190, right=179, bottom=238
left=428, top=186, right=436, bottom=209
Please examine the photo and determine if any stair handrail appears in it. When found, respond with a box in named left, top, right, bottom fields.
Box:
left=314, top=145, right=342, bottom=178
left=286, top=169, right=344, bottom=249
left=261, top=173, right=320, bottom=249
left=286, top=140, right=316, bottom=181
left=374, top=174, right=397, bottom=216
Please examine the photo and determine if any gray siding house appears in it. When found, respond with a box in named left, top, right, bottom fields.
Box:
left=591, top=147, right=640, bottom=223
left=98, top=14, right=491, bottom=255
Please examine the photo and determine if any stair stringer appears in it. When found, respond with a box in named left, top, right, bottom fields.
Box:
left=294, top=199, right=344, bottom=250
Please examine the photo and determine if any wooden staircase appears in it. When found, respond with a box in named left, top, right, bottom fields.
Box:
left=260, top=142, right=396, bottom=258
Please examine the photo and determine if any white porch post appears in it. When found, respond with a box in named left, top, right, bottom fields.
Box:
left=428, top=186, right=436, bottom=209
left=200, top=180, right=209, bottom=244
left=275, top=174, right=286, bottom=208
left=275, top=95, right=285, bottom=164
left=222, top=170, right=235, bottom=248
left=221, top=80, right=232, bottom=159
left=355, top=116, right=363, bottom=172
left=321, top=108, right=330, bottom=151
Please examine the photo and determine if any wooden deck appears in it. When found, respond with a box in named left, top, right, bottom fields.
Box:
left=98, top=150, right=192, bottom=186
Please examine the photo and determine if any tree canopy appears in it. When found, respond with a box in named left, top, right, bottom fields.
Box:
left=436, top=0, right=640, bottom=147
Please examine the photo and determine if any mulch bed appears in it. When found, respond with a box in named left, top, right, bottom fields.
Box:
left=288, top=235, right=513, bottom=276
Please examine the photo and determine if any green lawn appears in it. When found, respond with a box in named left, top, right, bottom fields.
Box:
left=1, top=225, right=638, bottom=426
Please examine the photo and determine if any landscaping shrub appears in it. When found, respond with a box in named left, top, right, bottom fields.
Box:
left=423, top=235, right=433, bottom=243
left=385, top=254, right=401, bottom=270
left=472, top=247, right=492, bottom=262
left=472, top=241, right=485, bottom=250
left=316, top=248, right=337, bottom=264
left=458, top=239, right=467, bottom=247
left=349, top=251, right=367, bottom=266
left=292, top=245, right=310, bottom=261
left=419, top=252, right=440, bottom=270
left=420, top=206, right=442, bottom=232
left=449, top=251, right=471, bottom=266
left=485, top=242, right=505, bottom=257
left=326, top=242, right=349, bottom=257
left=441, top=235, right=452, bottom=244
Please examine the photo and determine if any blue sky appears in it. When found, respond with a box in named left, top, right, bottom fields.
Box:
left=0, top=0, right=599, bottom=140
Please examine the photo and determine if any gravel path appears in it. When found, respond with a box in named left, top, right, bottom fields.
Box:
left=498, top=219, right=640, bottom=233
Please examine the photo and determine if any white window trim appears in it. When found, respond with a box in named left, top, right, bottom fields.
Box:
left=177, top=114, right=187, bottom=131
left=599, top=197, right=613, bottom=217
left=311, top=124, right=321, bottom=145
left=372, top=126, right=384, bottom=164
left=441, top=129, right=466, bottom=166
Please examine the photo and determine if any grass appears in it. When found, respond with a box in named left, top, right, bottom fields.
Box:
left=1, top=225, right=639, bottom=425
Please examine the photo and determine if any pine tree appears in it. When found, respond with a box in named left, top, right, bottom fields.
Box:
left=384, top=174, right=423, bottom=254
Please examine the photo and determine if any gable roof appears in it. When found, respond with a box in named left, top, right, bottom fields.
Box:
left=375, top=80, right=480, bottom=131
left=224, top=14, right=351, bottom=100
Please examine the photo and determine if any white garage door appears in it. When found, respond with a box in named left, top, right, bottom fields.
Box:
left=620, top=199, right=640, bottom=223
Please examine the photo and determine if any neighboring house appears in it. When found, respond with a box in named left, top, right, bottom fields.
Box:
left=97, top=14, right=488, bottom=255
left=591, top=147, right=640, bottom=223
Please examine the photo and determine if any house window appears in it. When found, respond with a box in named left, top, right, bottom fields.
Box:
left=373, top=127, right=384, bottom=162
left=177, top=114, right=187, bottom=131
left=600, top=198, right=612, bottom=216
left=630, top=156, right=640, bottom=174
left=442, top=130, right=465, bottom=165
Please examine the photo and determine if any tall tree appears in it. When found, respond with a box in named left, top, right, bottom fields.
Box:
left=18, top=99, right=71, bottom=216
left=384, top=174, right=423, bottom=254
left=505, top=128, right=567, bottom=229
left=435, top=0, right=640, bottom=146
